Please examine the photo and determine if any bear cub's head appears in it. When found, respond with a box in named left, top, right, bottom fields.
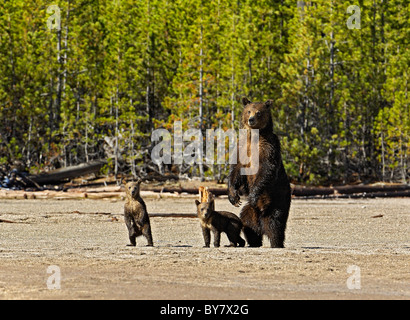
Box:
left=195, top=198, right=215, bottom=221
left=125, top=180, right=142, bottom=199
left=241, top=97, right=273, bottom=130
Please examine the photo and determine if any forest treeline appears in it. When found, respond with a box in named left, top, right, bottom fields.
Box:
left=0, top=0, right=408, bottom=185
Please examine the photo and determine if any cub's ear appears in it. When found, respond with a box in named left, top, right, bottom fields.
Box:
left=242, top=97, right=251, bottom=106
left=195, top=200, right=201, bottom=207
left=264, top=99, right=273, bottom=108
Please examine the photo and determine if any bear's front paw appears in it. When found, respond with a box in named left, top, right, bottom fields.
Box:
left=228, top=192, right=242, bottom=207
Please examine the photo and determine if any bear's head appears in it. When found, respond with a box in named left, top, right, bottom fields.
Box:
left=195, top=199, right=214, bottom=220
left=241, top=97, right=273, bottom=130
left=125, top=180, right=141, bottom=200
left=195, top=191, right=215, bottom=221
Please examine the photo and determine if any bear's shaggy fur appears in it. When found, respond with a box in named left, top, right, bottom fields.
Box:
left=228, top=97, right=291, bottom=248
left=124, top=180, right=154, bottom=247
left=195, top=193, right=245, bottom=248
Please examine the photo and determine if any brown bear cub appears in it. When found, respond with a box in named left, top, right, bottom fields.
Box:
left=124, top=180, right=153, bottom=247
left=228, top=97, right=291, bottom=248
left=195, top=187, right=245, bottom=248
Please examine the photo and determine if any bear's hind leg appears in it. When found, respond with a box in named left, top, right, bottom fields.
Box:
left=240, top=204, right=262, bottom=247
left=243, top=227, right=262, bottom=247
left=262, top=215, right=285, bottom=248
left=142, top=223, right=154, bottom=247
left=225, top=231, right=245, bottom=247
left=237, top=236, right=246, bottom=247
left=226, top=223, right=245, bottom=247
left=125, top=215, right=141, bottom=247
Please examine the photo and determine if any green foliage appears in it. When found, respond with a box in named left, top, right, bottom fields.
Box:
left=0, top=0, right=408, bottom=184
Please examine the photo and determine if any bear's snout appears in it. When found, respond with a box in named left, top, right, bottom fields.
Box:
left=248, top=117, right=256, bottom=126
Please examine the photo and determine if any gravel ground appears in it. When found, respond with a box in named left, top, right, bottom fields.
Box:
left=0, top=196, right=409, bottom=300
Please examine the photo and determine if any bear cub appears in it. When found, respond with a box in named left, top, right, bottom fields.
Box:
left=195, top=191, right=245, bottom=248
left=124, top=180, right=154, bottom=247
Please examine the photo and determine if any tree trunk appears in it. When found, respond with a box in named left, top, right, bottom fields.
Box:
left=55, top=27, right=62, bottom=129
left=198, top=23, right=204, bottom=181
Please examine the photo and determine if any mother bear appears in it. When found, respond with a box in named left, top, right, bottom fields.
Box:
left=228, top=97, right=291, bottom=248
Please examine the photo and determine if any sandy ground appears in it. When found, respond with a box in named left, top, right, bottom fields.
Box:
left=0, top=196, right=409, bottom=300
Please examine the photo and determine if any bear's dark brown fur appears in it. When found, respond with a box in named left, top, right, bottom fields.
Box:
left=124, top=180, right=154, bottom=247
left=228, top=97, right=291, bottom=248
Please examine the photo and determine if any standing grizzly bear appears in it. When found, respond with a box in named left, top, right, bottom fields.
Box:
left=228, top=97, right=291, bottom=248
left=124, top=180, right=154, bottom=247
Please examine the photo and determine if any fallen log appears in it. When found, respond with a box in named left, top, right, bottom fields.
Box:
left=66, top=186, right=122, bottom=193
left=145, top=186, right=228, bottom=196
left=142, top=184, right=410, bottom=198
left=292, top=186, right=334, bottom=196
left=333, top=184, right=410, bottom=194
left=85, top=192, right=125, bottom=199
left=292, top=185, right=410, bottom=197
left=141, top=174, right=179, bottom=182
left=28, top=160, right=107, bottom=185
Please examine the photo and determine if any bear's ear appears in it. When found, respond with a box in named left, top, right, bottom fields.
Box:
left=195, top=200, right=200, bottom=207
left=264, top=99, right=273, bottom=108
left=242, top=97, right=251, bottom=106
